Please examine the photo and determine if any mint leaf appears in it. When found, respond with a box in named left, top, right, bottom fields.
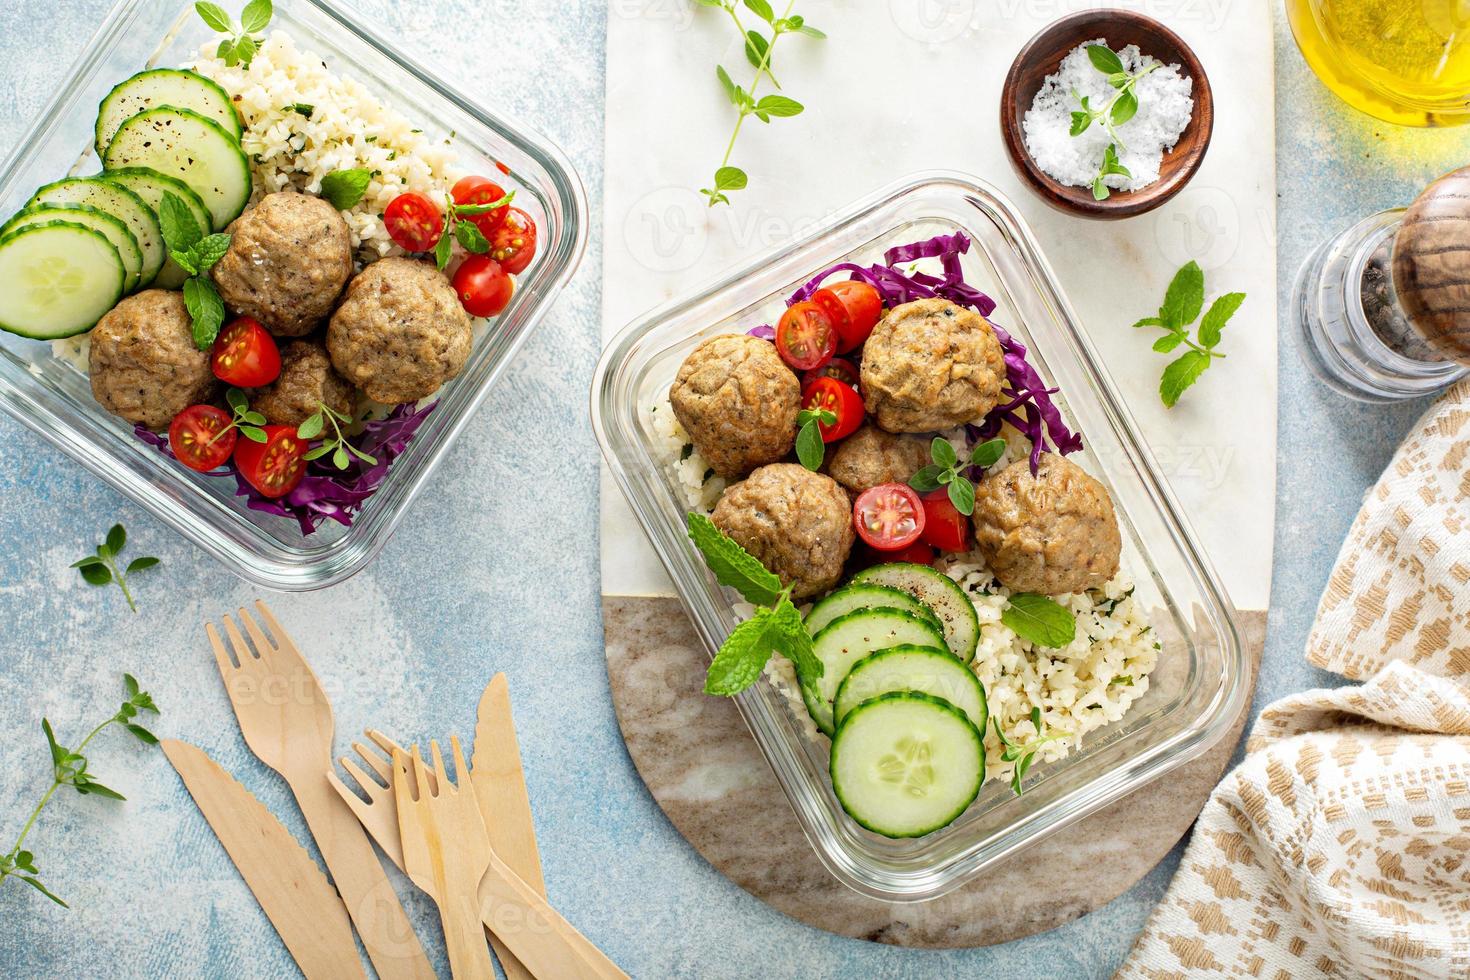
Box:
left=183, top=277, right=225, bottom=350
left=1161, top=261, right=1205, bottom=330
left=1197, top=292, right=1245, bottom=349
left=704, top=609, right=778, bottom=695
left=190, top=233, right=232, bottom=273
left=1159, top=349, right=1212, bottom=408
left=686, top=513, right=784, bottom=607
left=1001, top=593, right=1076, bottom=648
left=455, top=220, right=490, bottom=254
left=320, top=168, right=372, bottom=210
left=769, top=598, right=822, bottom=694
left=1152, top=333, right=1184, bottom=353
left=1086, top=44, right=1125, bottom=76
left=195, top=1, right=233, bottom=33
left=157, top=192, right=202, bottom=252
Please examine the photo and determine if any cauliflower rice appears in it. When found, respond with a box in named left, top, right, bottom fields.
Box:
left=649, top=397, right=1160, bottom=786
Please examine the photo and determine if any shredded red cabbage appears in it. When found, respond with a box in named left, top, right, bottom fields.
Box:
left=775, top=230, right=1080, bottom=472
left=134, top=400, right=436, bottom=535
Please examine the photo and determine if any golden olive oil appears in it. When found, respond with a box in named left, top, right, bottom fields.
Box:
left=1287, top=0, right=1470, bottom=126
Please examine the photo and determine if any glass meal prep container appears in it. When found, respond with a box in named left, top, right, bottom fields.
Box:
left=593, top=172, right=1246, bottom=902
left=0, top=0, right=587, bottom=590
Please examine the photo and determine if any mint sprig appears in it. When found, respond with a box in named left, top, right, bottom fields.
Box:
left=1132, top=261, right=1244, bottom=408
left=70, top=524, right=159, bottom=614
left=196, top=0, right=273, bottom=69
left=687, top=513, right=823, bottom=697
left=159, top=192, right=231, bottom=349
left=0, top=674, right=161, bottom=907
left=993, top=706, right=1070, bottom=796
left=909, top=437, right=1006, bottom=516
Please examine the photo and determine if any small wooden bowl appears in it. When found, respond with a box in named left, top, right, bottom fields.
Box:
left=1000, top=11, right=1213, bottom=220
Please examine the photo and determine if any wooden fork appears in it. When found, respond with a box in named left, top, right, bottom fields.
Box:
left=207, top=602, right=433, bottom=980
left=332, top=731, right=625, bottom=980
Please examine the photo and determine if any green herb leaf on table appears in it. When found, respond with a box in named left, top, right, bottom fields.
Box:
left=1001, top=592, right=1076, bottom=648
left=1132, top=261, right=1243, bottom=408
left=71, top=524, right=159, bottom=613
left=687, top=513, right=784, bottom=606
left=319, top=167, right=372, bottom=210
left=1161, top=259, right=1205, bottom=329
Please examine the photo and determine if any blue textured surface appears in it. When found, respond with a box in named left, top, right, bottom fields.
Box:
left=2, top=2, right=1468, bottom=978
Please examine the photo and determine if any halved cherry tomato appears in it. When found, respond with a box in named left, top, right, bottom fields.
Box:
left=211, top=317, right=281, bottom=387
left=853, top=482, right=926, bottom=551
left=490, top=207, right=537, bottom=275
left=801, top=357, right=860, bottom=392
left=452, top=255, right=514, bottom=317
left=234, top=424, right=309, bottom=498
left=801, top=376, right=863, bottom=443
left=384, top=192, right=444, bottom=253
left=816, top=280, right=883, bottom=353
left=169, top=405, right=236, bottom=472
left=451, top=175, right=510, bottom=238
left=775, top=301, right=837, bottom=372
left=920, top=492, right=970, bottom=553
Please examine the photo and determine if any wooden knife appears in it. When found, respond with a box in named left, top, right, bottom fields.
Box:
left=162, top=739, right=367, bottom=980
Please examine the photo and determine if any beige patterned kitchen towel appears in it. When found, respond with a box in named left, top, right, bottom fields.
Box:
left=1121, top=377, right=1470, bottom=980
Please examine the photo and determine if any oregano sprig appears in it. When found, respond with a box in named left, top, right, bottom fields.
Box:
left=1132, top=261, right=1245, bottom=408
left=195, top=0, right=273, bottom=69
left=1068, top=44, right=1158, bottom=201
left=694, top=0, right=825, bottom=206
left=0, top=674, right=161, bottom=907
left=909, top=437, right=1006, bottom=515
left=993, top=707, right=1070, bottom=796
left=296, top=401, right=378, bottom=471
left=431, top=190, right=514, bottom=270
left=794, top=406, right=836, bottom=471
left=70, top=525, right=159, bottom=614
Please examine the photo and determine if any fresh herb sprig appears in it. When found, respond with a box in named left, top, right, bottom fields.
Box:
left=1068, top=44, right=1158, bottom=200
left=217, top=388, right=268, bottom=446
left=794, top=407, right=836, bottom=471
left=296, top=401, right=377, bottom=471
left=195, top=0, right=273, bottom=69
left=993, top=707, right=1070, bottom=796
left=1000, top=592, right=1076, bottom=648
left=70, top=525, right=159, bottom=614
left=694, top=0, right=824, bottom=206
left=1132, top=261, right=1244, bottom=408
left=687, top=513, right=823, bottom=697
left=430, top=191, right=514, bottom=270
left=0, top=674, right=160, bottom=907
left=158, top=192, right=231, bottom=350
left=909, top=437, right=1006, bottom=515
left=319, top=168, right=372, bottom=210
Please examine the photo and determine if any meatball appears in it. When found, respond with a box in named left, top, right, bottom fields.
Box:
left=249, top=339, right=357, bottom=427
left=211, top=192, right=353, bottom=337
left=827, top=424, right=934, bottom=494
left=89, top=290, right=218, bottom=429
left=860, top=298, right=1006, bottom=433
left=670, top=334, right=800, bottom=479
left=711, top=463, right=854, bottom=599
left=972, top=455, right=1121, bottom=596
left=327, top=257, right=472, bottom=404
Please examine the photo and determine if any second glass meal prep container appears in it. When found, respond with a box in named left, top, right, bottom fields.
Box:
left=593, top=171, right=1246, bottom=902
left=0, top=0, right=588, bottom=590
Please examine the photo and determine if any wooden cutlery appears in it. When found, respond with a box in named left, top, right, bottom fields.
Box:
left=207, top=602, right=434, bottom=980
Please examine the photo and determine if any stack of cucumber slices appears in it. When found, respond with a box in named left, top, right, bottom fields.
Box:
left=0, top=68, right=251, bottom=340
left=804, top=563, right=989, bottom=838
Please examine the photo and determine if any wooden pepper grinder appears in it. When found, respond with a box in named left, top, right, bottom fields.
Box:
left=1393, top=166, right=1470, bottom=366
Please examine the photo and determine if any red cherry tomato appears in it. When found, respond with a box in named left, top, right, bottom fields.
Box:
left=211, top=317, right=281, bottom=387
left=452, top=255, right=514, bottom=317
left=801, top=357, right=860, bottom=392
left=234, top=424, right=309, bottom=498
left=817, top=280, right=883, bottom=353
left=775, top=301, right=837, bottom=372
left=451, top=175, right=510, bottom=238
left=384, top=192, right=444, bottom=253
left=853, top=482, right=926, bottom=551
left=887, top=541, right=936, bottom=566
left=801, top=377, right=864, bottom=443
left=490, top=207, right=537, bottom=275
left=920, top=492, right=971, bottom=553
left=168, top=405, right=236, bottom=472
left=812, top=289, right=851, bottom=350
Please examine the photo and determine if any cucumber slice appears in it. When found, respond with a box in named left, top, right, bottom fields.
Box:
left=0, top=223, right=124, bottom=339
left=95, top=68, right=242, bottom=157
left=103, top=107, right=251, bottom=231
left=830, top=691, right=984, bottom=839
left=101, top=167, right=214, bottom=288
left=805, top=583, right=943, bottom=638
left=852, top=563, right=980, bottom=664
left=834, top=646, right=987, bottom=731
left=1, top=204, right=142, bottom=294
left=28, top=178, right=164, bottom=288
left=804, top=609, right=947, bottom=737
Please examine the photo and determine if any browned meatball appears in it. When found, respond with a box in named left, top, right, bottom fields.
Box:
left=827, top=424, right=934, bottom=494
left=249, top=339, right=357, bottom=427
left=670, top=335, right=800, bottom=479
left=860, top=298, right=1006, bottom=432
left=711, top=463, right=854, bottom=599
left=972, top=455, right=1121, bottom=596
left=89, top=290, right=218, bottom=429
left=327, top=257, right=472, bottom=404
left=211, top=192, right=353, bottom=337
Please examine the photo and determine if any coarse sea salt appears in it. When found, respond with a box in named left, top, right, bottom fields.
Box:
left=1022, top=39, right=1193, bottom=194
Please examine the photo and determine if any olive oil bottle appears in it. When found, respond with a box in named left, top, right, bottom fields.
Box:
left=1287, top=0, right=1470, bottom=126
